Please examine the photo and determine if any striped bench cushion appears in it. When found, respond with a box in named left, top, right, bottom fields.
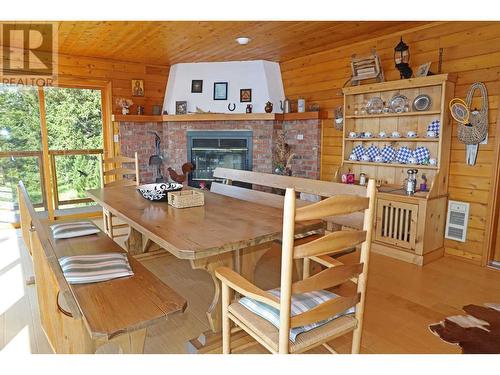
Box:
left=239, top=288, right=355, bottom=342
left=59, top=253, right=134, bottom=284
left=50, top=221, right=100, bottom=239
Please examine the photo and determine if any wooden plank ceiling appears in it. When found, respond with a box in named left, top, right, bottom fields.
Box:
left=53, top=21, right=427, bottom=65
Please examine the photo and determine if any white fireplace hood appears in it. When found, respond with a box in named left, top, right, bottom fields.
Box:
left=163, top=60, right=285, bottom=115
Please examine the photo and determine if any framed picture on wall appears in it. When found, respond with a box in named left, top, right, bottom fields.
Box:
left=213, top=82, right=228, bottom=100
left=415, top=62, right=432, bottom=77
left=175, top=101, right=187, bottom=115
left=240, top=88, right=252, bottom=102
left=191, top=80, right=203, bottom=93
left=131, top=79, right=144, bottom=97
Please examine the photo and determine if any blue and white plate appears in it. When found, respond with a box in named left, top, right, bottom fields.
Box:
left=381, top=145, right=396, bottom=163
left=352, top=145, right=365, bottom=160
left=413, top=146, right=430, bottom=164
left=396, top=147, right=413, bottom=164
left=427, top=120, right=440, bottom=136
left=364, top=145, right=380, bottom=161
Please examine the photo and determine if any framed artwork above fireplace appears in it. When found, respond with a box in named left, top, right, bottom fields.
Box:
left=213, top=82, right=228, bottom=100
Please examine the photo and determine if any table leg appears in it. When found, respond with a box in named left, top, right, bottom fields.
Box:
left=125, top=227, right=143, bottom=255
left=187, top=242, right=273, bottom=353
left=190, top=252, right=233, bottom=333
left=125, top=227, right=162, bottom=256
left=237, top=242, right=273, bottom=284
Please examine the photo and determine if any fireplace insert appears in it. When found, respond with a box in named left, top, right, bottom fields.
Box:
left=187, top=131, right=252, bottom=189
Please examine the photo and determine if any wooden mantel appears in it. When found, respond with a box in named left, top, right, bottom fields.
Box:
left=112, top=111, right=328, bottom=123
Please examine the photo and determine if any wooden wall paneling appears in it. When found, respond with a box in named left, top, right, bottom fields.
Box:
left=282, top=21, right=500, bottom=264
left=55, top=53, right=169, bottom=115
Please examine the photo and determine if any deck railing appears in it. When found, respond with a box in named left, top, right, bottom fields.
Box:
left=0, top=148, right=103, bottom=223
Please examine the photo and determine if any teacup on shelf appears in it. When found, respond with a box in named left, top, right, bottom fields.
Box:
left=391, top=131, right=401, bottom=138
left=429, top=158, right=437, bottom=166
left=426, top=130, right=437, bottom=138
left=349, top=153, right=358, bottom=161
left=374, top=155, right=384, bottom=163
left=408, top=156, right=418, bottom=164
left=361, top=154, right=371, bottom=162
left=407, top=131, right=417, bottom=138
left=378, top=131, right=387, bottom=138
left=349, top=131, right=358, bottom=138
left=364, top=132, right=372, bottom=138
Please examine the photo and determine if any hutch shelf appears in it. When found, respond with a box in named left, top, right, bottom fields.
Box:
left=340, top=74, right=456, bottom=265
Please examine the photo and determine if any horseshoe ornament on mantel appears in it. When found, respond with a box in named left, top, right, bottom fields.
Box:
left=227, top=103, right=236, bottom=112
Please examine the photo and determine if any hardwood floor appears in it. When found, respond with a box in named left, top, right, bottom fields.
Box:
left=1, top=226, right=499, bottom=354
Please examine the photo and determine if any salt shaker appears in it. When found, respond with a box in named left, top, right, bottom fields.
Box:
left=359, top=173, right=367, bottom=186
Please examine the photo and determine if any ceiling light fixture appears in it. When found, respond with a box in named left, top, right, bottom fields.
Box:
left=236, top=37, right=251, bottom=45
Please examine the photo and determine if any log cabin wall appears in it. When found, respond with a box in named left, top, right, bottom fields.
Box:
left=56, top=53, right=169, bottom=115
left=280, top=21, right=500, bottom=265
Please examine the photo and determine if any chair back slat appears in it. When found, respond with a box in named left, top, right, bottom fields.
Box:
left=103, top=167, right=138, bottom=177
left=290, top=292, right=361, bottom=329
left=295, top=195, right=369, bottom=222
left=101, top=152, right=139, bottom=187
left=293, top=229, right=367, bottom=259
left=291, top=263, right=363, bottom=295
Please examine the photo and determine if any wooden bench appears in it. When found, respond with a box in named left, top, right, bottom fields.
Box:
left=17, top=181, right=187, bottom=354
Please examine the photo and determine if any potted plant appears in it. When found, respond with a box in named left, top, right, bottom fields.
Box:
left=116, top=98, right=134, bottom=115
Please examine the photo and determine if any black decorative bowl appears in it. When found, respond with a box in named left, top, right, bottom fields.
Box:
left=137, top=182, right=183, bottom=202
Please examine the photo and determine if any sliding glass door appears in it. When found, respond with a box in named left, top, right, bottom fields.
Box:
left=44, top=87, right=103, bottom=211
left=0, top=84, right=106, bottom=225
left=0, top=86, right=45, bottom=224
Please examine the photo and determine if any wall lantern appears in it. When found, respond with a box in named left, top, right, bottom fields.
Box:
left=394, top=37, right=413, bottom=79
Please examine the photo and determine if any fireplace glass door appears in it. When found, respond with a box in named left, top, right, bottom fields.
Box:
left=187, top=131, right=252, bottom=188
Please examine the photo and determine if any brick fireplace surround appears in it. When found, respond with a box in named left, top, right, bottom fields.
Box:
left=118, top=119, right=321, bottom=184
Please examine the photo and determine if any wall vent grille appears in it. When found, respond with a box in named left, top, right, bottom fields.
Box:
left=445, top=200, right=469, bottom=242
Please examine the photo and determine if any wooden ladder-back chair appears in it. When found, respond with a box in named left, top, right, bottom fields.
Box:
left=215, top=179, right=376, bottom=354
left=101, top=152, right=140, bottom=239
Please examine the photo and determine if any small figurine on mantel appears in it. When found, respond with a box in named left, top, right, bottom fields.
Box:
left=273, top=131, right=295, bottom=176
left=167, top=162, right=196, bottom=185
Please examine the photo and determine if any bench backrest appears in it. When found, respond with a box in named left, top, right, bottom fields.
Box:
left=211, top=168, right=367, bottom=229
left=17, top=181, right=82, bottom=319
left=213, top=168, right=367, bottom=197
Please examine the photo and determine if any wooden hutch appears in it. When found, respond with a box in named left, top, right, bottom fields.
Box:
left=340, top=74, right=456, bottom=265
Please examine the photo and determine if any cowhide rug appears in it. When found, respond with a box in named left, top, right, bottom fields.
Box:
left=429, top=303, right=500, bottom=354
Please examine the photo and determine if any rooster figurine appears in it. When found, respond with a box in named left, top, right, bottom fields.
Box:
left=167, top=162, right=196, bottom=185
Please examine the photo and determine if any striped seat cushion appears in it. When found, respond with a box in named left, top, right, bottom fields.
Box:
left=239, top=288, right=355, bottom=342
left=58, top=253, right=134, bottom=284
left=50, top=221, right=100, bottom=239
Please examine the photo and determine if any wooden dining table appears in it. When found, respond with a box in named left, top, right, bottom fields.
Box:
left=86, top=186, right=322, bottom=333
